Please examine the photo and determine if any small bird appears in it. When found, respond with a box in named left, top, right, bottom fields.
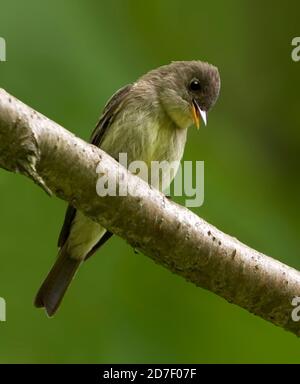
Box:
left=34, top=61, right=221, bottom=316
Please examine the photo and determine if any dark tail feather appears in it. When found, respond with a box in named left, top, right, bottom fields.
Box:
left=34, top=246, right=81, bottom=317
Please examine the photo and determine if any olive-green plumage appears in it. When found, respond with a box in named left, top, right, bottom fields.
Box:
left=35, top=60, right=220, bottom=316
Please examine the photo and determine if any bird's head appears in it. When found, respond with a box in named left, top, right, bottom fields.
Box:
left=143, top=60, right=221, bottom=129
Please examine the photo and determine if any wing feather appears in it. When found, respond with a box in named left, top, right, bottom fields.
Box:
left=57, top=84, right=132, bottom=253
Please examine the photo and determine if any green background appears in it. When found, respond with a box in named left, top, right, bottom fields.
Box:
left=0, top=0, right=300, bottom=363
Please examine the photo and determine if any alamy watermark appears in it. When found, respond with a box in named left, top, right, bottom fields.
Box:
left=291, top=37, right=300, bottom=62
left=96, top=153, right=204, bottom=208
left=0, top=37, right=6, bottom=62
left=0, top=297, right=6, bottom=322
left=291, top=296, right=300, bottom=322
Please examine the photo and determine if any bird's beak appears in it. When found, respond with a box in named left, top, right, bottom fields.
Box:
left=192, top=99, right=207, bottom=129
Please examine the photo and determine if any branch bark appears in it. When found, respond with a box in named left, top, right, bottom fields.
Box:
left=0, top=88, right=299, bottom=335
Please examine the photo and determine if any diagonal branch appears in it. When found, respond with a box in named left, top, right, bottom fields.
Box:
left=0, top=88, right=299, bottom=335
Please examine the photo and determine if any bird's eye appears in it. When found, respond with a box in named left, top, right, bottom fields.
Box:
left=189, top=79, right=201, bottom=92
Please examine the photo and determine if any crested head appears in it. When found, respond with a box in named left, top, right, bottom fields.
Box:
left=139, top=60, right=221, bottom=129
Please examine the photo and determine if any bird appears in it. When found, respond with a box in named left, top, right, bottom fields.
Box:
left=34, top=60, right=221, bottom=316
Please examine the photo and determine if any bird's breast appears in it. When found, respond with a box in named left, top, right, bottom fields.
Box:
left=100, top=108, right=187, bottom=191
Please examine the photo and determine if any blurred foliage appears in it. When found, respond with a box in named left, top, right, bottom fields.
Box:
left=0, top=0, right=299, bottom=363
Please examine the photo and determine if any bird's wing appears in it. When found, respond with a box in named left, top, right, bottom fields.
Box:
left=89, top=84, right=133, bottom=145
left=57, top=84, right=133, bottom=256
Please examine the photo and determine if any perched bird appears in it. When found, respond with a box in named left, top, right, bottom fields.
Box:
left=34, top=61, right=221, bottom=316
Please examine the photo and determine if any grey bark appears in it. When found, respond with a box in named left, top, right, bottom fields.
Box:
left=0, top=88, right=299, bottom=335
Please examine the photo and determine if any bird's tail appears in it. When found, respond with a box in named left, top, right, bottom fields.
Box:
left=34, top=245, right=82, bottom=317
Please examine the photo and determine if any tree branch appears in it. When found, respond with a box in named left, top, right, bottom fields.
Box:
left=0, top=88, right=299, bottom=335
